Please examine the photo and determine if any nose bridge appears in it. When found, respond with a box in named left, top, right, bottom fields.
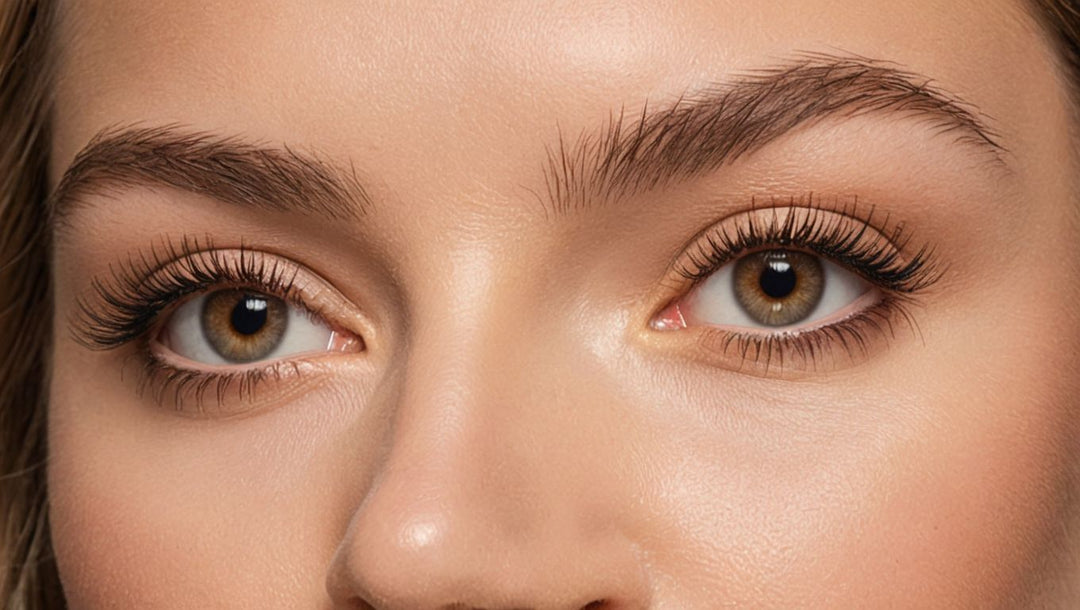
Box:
left=326, top=243, right=650, bottom=607
left=372, top=254, right=591, bottom=542
left=399, top=241, right=558, bottom=524
left=392, top=312, right=553, bottom=536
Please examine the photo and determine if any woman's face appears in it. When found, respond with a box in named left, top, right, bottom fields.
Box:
left=46, top=0, right=1080, bottom=607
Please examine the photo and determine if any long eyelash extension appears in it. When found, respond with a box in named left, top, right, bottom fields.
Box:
left=675, top=196, right=943, bottom=294
left=72, top=235, right=303, bottom=350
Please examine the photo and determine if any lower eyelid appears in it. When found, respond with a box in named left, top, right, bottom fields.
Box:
left=674, top=287, right=882, bottom=343
left=729, top=289, right=883, bottom=336
left=153, top=325, right=360, bottom=374
left=686, top=294, right=917, bottom=376
left=138, top=350, right=325, bottom=415
left=152, top=331, right=353, bottom=364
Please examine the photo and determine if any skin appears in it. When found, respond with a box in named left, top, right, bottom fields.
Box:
left=45, top=0, right=1080, bottom=607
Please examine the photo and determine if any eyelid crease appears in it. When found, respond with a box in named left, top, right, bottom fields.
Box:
left=670, top=195, right=943, bottom=296
left=70, top=235, right=341, bottom=351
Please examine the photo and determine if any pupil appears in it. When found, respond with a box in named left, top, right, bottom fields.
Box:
left=759, top=256, right=797, bottom=299
left=231, top=296, right=269, bottom=336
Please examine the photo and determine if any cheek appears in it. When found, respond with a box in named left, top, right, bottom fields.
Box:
left=865, top=312, right=1080, bottom=605
left=836, top=377, right=1073, bottom=607
left=620, top=328, right=1077, bottom=606
left=46, top=373, right=371, bottom=609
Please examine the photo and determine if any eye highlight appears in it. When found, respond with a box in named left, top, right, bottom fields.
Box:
left=652, top=201, right=941, bottom=373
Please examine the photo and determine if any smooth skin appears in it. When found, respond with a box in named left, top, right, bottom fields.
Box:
left=47, top=0, right=1080, bottom=607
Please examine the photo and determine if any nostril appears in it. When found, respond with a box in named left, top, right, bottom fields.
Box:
left=581, top=600, right=608, bottom=609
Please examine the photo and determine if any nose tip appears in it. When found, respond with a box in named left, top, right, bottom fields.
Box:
left=324, top=412, right=652, bottom=604
left=325, top=473, right=652, bottom=609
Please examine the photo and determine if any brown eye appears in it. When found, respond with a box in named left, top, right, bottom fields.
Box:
left=159, top=288, right=339, bottom=366
left=201, top=290, right=289, bottom=362
left=675, top=246, right=870, bottom=332
left=732, top=250, right=824, bottom=327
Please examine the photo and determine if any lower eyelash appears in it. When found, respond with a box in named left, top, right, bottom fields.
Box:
left=127, top=347, right=309, bottom=413
left=693, top=294, right=922, bottom=374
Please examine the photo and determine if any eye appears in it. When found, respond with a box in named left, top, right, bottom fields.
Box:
left=662, top=248, right=873, bottom=330
left=158, top=289, right=340, bottom=365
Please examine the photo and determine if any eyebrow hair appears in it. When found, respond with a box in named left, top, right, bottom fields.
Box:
left=50, top=125, right=371, bottom=228
left=540, top=52, right=1006, bottom=215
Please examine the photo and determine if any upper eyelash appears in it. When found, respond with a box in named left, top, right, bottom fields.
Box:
left=72, top=235, right=304, bottom=350
left=663, top=197, right=941, bottom=374
left=73, top=203, right=940, bottom=395
left=674, top=198, right=942, bottom=294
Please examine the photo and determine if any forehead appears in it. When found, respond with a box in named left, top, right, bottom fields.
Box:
left=50, top=0, right=1058, bottom=201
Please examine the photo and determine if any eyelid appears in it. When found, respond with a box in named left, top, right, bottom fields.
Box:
left=70, top=237, right=374, bottom=414
left=644, top=200, right=940, bottom=377
left=72, top=237, right=371, bottom=352
left=667, top=203, right=940, bottom=294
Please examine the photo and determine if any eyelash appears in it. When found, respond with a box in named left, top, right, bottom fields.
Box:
left=73, top=236, right=321, bottom=411
left=73, top=203, right=942, bottom=408
left=667, top=201, right=942, bottom=372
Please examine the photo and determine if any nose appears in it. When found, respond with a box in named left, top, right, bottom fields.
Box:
left=324, top=314, right=652, bottom=609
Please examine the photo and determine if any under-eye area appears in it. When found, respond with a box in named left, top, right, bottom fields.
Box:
left=71, top=235, right=364, bottom=412
left=651, top=201, right=941, bottom=374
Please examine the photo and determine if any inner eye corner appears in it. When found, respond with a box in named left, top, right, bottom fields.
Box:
left=649, top=298, right=687, bottom=332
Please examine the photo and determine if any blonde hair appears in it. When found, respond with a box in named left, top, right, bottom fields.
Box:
left=0, top=1, right=1078, bottom=607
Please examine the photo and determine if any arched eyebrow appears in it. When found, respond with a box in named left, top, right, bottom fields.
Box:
left=50, top=124, right=371, bottom=229
left=50, top=54, right=1005, bottom=229
left=540, top=52, right=1007, bottom=215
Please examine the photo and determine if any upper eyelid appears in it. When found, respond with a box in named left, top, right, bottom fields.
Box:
left=71, top=240, right=362, bottom=351
left=669, top=202, right=941, bottom=294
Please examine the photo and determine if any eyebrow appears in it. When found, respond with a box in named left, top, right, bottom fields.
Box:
left=51, top=54, right=1004, bottom=227
left=50, top=125, right=371, bottom=228
left=540, top=52, right=1006, bottom=215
